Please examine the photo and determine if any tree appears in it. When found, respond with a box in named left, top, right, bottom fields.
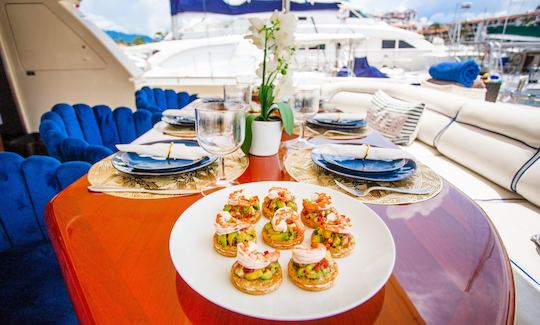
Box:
left=154, top=31, right=165, bottom=41
left=430, top=22, right=442, bottom=30
left=132, top=36, right=146, bottom=46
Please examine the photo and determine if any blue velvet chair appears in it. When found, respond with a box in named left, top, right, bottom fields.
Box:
left=39, top=103, right=153, bottom=164
left=0, top=152, right=91, bottom=324
left=135, top=86, right=197, bottom=124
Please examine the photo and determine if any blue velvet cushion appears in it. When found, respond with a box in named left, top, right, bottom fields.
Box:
left=189, top=94, right=198, bottom=103
left=93, top=105, right=120, bottom=152
left=0, top=153, right=44, bottom=247
left=114, top=107, right=137, bottom=144
left=151, top=112, right=162, bottom=126
left=84, top=145, right=113, bottom=165
left=133, top=110, right=152, bottom=137
left=40, top=104, right=154, bottom=163
left=56, top=161, right=91, bottom=189
left=21, top=156, right=62, bottom=238
left=39, top=120, right=66, bottom=161
left=165, top=89, right=177, bottom=108
left=153, top=88, right=167, bottom=110
left=141, top=86, right=156, bottom=107
left=177, top=92, right=191, bottom=109
left=51, top=104, right=84, bottom=140
left=61, top=138, right=89, bottom=162
left=74, top=103, right=103, bottom=146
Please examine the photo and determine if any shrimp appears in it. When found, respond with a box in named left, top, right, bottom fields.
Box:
left=237, top=241, right=280, bottom=270
left=291, top=243, right=327, bottom=265
left=303, top=192, right=332, bottom=211
left=215, top=211, right=251, bottom=235
left=272, top=207, right=305, bottom=233
left=267, top=187, right=293, bottom=201
left=322, top=213, right=352, bottom=234
left=227, top=189, right=252, bottom=207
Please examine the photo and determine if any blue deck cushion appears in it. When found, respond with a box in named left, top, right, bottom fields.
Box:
left=56, top=161, right=92, bottom=189
left=0, top=152, right=44, bottom=247
left=133, top=110, right=152, bottom=136
left=165, top=89, right=177, bottom=108
left=93, top=105, right=120, bottom=152
left=39, top=119, right=66, bottom=161
left=135, top=87, right=197, bottom=112
left=114, top=107, right=137, bottom=144
left=39, top=104, right=154, bottom=163
left=74, top=103, right=103, bottom=146
left=153, top=87, right=167, bottom=110
left=0, top=153, right=91, bottom=250
left=21, top=156, right=61, bottom=238
left=51, top=104, right=85, bottom=140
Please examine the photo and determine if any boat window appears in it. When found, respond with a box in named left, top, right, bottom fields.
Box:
left=398, top=40, right=415, bottom=49
left=382, top=40, right=395, bottom=49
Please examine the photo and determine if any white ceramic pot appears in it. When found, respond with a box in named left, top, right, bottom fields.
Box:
left=249, top=119, right=282, bottom=156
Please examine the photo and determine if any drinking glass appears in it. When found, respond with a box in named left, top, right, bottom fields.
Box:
left=288, top=87, right=320, bottom=150
left=224, top=75, right=253, bottom=108
left=195, top=99, right=245, bottom=188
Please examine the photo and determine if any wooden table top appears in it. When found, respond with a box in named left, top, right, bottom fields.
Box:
left=45, top=133, right=514, bottom=325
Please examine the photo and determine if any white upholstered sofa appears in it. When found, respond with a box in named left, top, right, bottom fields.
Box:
left=322, top=79, right=540, bottom=324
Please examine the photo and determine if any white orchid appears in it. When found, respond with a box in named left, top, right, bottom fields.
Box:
left=242, top=10, right=298, bottom=149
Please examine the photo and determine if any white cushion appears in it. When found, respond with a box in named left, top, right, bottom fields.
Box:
left=459, top=101, right=540, bottom=148
left=437, top=122, right=533, bottom=192
left=417, top=109, right=452, bottom=147
left=414, top=154, right=521, bottom=200
left=517, top=158, right=540, bottom=207
left=322, top=79, right=468, bottom=118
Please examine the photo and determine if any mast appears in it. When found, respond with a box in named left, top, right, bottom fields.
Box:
left=282, top=0, right=290, bottom=13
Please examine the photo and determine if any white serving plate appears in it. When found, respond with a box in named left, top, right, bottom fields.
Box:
left=169, top=181, right=395, bottom=321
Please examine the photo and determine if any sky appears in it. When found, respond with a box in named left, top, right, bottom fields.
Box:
left=79, top=0, right=539, bottom=36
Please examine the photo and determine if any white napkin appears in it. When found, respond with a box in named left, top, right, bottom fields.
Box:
left=162, top=100, right=199, bottom=118
left=116, top=143, right=207, bottom=160
left=313, top=144, right=413, bottom=161
left=315, top=113, right=365, bottom=121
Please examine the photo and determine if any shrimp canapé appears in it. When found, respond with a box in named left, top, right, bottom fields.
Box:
left=312, top=211, right=356, bottom=258
left=262, top=207, right=305, bottom=249
left=230, top=242, right=283, bottom=295
left=301, top=192, right=338, bottom=228
left=288, top=243, right=339, bottom=291
left=223, top=189, right=261, bottom=224
left=213, top=211, right=256, bottom=257
left=262, top=187, right=298, bottom=219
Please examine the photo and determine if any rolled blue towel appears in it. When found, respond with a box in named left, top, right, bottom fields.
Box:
left=428, top=60, right=480, bottom=87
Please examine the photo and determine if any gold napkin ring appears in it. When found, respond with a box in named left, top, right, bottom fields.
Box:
left=362, top=144, right=370, bottom=160
left=166, top=142, right=174, bottom=160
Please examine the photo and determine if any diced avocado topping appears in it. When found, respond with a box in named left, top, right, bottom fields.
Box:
left=311, top=228, right=353, bottom=249
left=260, top=270, right=273, bottom=280
left=235, top=262, right=280, bottom=281
left=218, top=234, right=227, bottom=247
left=223, top=204, right=232, bottom=212
left=276, top=200, right=285, bottom=208
left=218, top=228, right=256, bottom=247
left=292, top=260, right=332, bottom=279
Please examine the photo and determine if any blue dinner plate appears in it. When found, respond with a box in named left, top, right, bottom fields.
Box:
left=162, top=115, right=195, bottom=127
left=312, top=151, right=416, bottom=182
left=322, top=155, right=408, bottom=173
left=307, top=118, right=367, bottom=130
left=112, top=140, right=216, bottom=176
left=315, top=117, right=362, bottom=127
